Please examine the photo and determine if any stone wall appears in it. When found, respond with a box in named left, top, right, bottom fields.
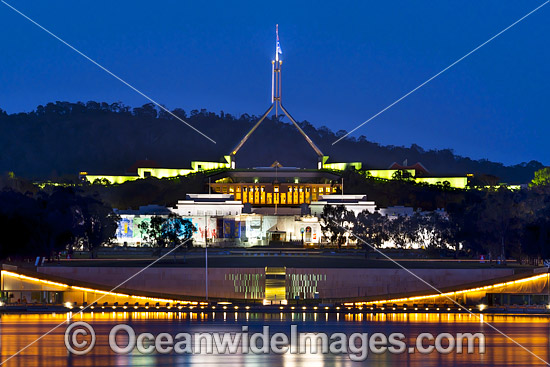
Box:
left=39, top=267, right=516, bottom=300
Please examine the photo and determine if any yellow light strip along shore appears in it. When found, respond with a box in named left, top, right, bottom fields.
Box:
left=1, top=270, right=205, bottom=305
left=344, top=273, right=548, bottom=307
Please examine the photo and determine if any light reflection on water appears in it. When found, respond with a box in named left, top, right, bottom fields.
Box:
left=0, top=312, right=549, bottom=366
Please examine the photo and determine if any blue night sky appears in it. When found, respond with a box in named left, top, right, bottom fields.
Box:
left=0, top=1, right=548, bottom=165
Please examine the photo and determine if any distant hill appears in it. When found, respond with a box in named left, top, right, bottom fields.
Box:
left=0, top=101, right=543, bottom=183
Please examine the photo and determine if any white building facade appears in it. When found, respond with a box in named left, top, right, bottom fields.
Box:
left=114, top=194, right=322, bottom=247
left=309, top=195, right=377, bottom=216
left=113, top=193, right=444, bottom=248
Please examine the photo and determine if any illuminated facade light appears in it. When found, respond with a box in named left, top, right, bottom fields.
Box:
left=361, top=273, right=548, bottom=306
left=1, top=270, right=192, bottom=306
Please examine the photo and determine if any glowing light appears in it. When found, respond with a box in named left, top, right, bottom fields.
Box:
left=1, top=270, right=191, bottom=306
left=362, top=273, right=548, bottom=306
left=2, top=271, right=68, bottom=288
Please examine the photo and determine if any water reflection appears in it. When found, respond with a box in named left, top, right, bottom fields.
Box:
left=0, top=312, right=548, bottom=366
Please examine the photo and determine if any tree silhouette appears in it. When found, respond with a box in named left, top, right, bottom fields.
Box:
left=0, top=101, right=542, bottom=182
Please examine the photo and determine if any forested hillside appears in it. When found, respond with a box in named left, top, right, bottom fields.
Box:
left=0, top=101, right=542, bottom=182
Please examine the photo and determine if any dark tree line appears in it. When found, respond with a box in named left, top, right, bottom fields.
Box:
left=1, top=164, right=549, bottom=262
left=321, top=184, right=550, bottom=264
left=0, top=187, right=119, bottom=260
left=0, top=101, right=542, bottom=182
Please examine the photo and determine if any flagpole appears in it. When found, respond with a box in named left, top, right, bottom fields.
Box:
left=275, top=24, right=279, bottom=117
left=275, top=24, right=279, bottom=62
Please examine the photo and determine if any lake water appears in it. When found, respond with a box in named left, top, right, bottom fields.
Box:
left=0, top=312, right=549, bottom=366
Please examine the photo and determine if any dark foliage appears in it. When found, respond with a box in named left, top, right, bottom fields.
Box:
left=0, top=101, right=542, bottom=183
left=326, top=184, right=550, bottom=263
left=0, top=187, right=118, bottom=260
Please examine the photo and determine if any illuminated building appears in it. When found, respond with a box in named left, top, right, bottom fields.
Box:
left=389, top=161, right=430, bottom=175
left=78, top=27, right=468, bottom=190
left=207, top=167, right=341, bottom=206
left=210, top=181, right=337, bottom=206
left=114, top=193, right=323, bottom=246
left=364, top=161, right=469, bottom=188
left=81, top=157, right=232, bottom=185
left=309, top=195, right=377, bottom=216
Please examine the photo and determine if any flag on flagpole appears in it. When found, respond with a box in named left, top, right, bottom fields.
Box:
left=276, top=24, right=282, bottom=55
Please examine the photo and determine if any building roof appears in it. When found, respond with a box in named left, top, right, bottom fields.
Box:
left=315, top=194, right=372, bottom=203
left=172, top=194, right=243, bottom=205
left=206, top=168, right=341, bottom=183
left=388, top=161, right=430, bottom=176
left=183, top=194, right=239, bottom=203
left=115, top=205, right=171, bottom=215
